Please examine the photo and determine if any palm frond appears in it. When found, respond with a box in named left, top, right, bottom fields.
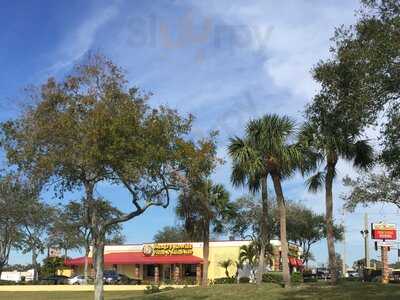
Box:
left=230, top=163, right=247, bottom=187
left=352, top=140, right=374, bottom=170
left=306, top=171, right=326, bottom=193
left=218, top=259, right=233, bottom=269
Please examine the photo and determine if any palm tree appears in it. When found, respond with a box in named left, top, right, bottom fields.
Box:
left=239, top=243, right=258, bottom=281
left=299, top=122, right=373, bottom=283
left=229, top=159, right=269, bottom=285
left=218, top=259, right=233, bottom=278
left=229, top=114, right=303, bottom=287
left=234, top=259, right=244, bottom=283
left=177, top=180, right=235, bottom=287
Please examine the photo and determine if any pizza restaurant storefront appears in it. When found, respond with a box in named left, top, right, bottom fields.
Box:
left=64, top=240, right=303, bottom=283
left=65, top=243, right=203, bottom=284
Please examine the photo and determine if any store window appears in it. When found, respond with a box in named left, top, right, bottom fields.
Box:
left=184, top=264, right=197, bottom=277
left=146, top=265, right=155, bottom=277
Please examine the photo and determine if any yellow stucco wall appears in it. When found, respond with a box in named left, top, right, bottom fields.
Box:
left=57, top=269, right=73, bottom=277
left=192, top=244, right=240, bottom=279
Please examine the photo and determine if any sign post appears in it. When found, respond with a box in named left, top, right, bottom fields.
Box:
left=382, top=245, right=389, bottom=284
left=371, top=223, right=397, bottom=284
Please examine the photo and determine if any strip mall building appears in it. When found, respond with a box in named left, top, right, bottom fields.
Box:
left=64, top=240, right=303, bottom=283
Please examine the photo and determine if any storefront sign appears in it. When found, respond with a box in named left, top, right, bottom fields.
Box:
left=371, top=223, right=397, bottom=240
left=143, top=245, right=154, bottom=256
left=153, top=244, right=193, bottom=256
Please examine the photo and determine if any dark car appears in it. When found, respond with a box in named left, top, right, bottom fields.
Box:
left=41, top=275, right=70, bottom=285
left=103, top=271, right=119, bottom=284
left=103, top=271, right=141, bottom=285
left=316, top=268, right=331, bottom=280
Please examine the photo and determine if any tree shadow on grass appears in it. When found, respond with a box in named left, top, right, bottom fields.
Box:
left=280, top=282, right=400, bottom=300
left=140, top=295, right=209, bottom=300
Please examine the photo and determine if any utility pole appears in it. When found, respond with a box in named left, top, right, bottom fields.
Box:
left=365, top=213, right=370, bottom=268
left=360, top=213, right=370, bottom=268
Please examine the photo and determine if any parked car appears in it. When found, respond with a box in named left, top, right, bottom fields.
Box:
left=316, top=268, right=331, bottom=280
left=103, top=271, right=141, bottom=285
left=40, top=275, right=69, bottom=285
left=68, top=275, right=92, bottom=285
left=103, top=271, right=120, bottom=284
left=347, top=271, right=360, bottom=278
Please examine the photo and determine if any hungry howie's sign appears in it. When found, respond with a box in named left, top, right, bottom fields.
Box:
left=153, top=243, right=193, bottom=256
left=371, top=223, right=397, bottom=240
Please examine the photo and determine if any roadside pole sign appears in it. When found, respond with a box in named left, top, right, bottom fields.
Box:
left=377, top=241, right=396, bottom=248
left=371, top=223, right=397, bottom=240
left=370, top=222, right=397, bottom=285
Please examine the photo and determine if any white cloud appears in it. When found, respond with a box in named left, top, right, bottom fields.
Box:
left=47, top=3, right=120, bottom=75
left=189, top=0, right=358, bottom=101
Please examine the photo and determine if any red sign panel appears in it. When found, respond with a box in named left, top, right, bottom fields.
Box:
left=371, top=223, right=397, bottom=240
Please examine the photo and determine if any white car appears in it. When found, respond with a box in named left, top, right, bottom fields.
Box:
left=68, top=275, right=86, bottom=285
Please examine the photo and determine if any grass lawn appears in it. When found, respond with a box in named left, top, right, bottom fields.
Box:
left=0, top=290, right=143, bottom=300
left=135, top=282, right=400, bottom=300
left=1, top=282, right=400, bottom=300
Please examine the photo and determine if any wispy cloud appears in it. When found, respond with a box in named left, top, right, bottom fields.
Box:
left=46, top=3, right=120, bottom=75
left=188, top=0, right=358, bottom=101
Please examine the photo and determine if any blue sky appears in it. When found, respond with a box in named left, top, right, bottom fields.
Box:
left=2, top=0, right=400, bottom=267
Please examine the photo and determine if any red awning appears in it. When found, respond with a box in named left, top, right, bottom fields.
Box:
left=65, top=256, right=92, bottom=266
left=288, top=257, right=304, bottom=267
left=65, top=252, right=203, bottom=266
left=296, top=259, right=304, bottom=267
left=289, top=257, right=297, bottom=266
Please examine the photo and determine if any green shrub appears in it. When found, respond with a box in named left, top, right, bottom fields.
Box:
left=144, top=284, right=175, bottom=294
left=364, top=269, right=382, bottom=282
left=262, top=272, right=283, bottom=284
left=0, top=280, right=17, bottom=285
left=144, top=284, right=161, bottom=294
left=262, top=272, right=303, bottom=285
left=181, top=277, right=196, bottom=285
left=161, top=279, right=174, bottom=285
left=339, top=277, right=360, bottom=282
left=371, top=275, right=382, bottom=283
left=213, top=277, right=236, bottom=284
left=291, top=272, right=303, bottom=283
left=239, top=277, right=250, bottom=284
left=302, top=270, right=316, bottom=282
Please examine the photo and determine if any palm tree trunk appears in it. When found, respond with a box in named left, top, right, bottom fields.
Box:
left=325, top=161, right=337, bottom=284
left=257, top=177, right=268, bottom=285
left=202, top=224, right=210, bottom=287
left=271, top=174, right=291, bottom=288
